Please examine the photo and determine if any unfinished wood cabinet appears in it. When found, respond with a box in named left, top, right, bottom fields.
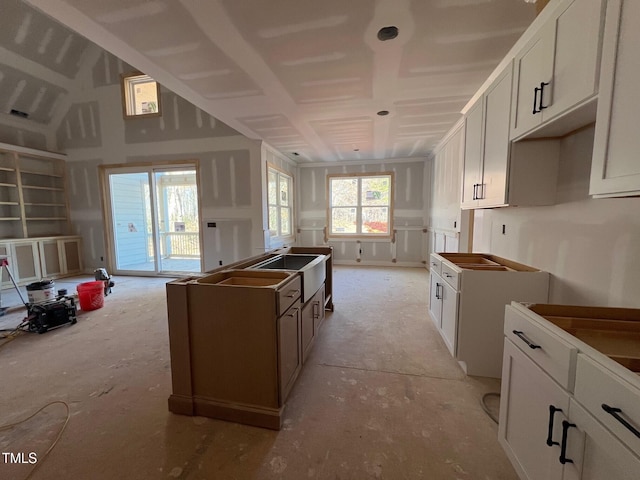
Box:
left=499, top=302, right=640, bottom=480
left=301, top=284, right=325, bottom=363
left=10, top=241, right=41, bottom=285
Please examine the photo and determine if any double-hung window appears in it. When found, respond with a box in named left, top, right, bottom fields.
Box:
left=328, top=172, right=393, bottom=237
left=268, top=166, right=293, bottom=239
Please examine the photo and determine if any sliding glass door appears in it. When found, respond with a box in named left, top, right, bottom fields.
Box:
left=106, top=165, right=201, bottom=275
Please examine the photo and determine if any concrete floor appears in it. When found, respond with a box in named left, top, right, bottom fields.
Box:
left=0, top=266, right=517, bottom=480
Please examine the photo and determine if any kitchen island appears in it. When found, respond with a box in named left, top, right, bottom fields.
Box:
left=165, top=246, right=332, bottom=430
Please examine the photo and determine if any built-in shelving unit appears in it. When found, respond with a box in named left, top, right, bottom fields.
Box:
left=0, top=143, right=70, bottom=239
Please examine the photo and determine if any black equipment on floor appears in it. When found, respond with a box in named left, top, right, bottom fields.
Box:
left=27, top=297, right=77, bottom=334
left=94, top=268, right=115, bottom=296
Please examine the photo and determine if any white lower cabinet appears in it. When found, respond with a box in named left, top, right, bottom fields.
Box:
left=429, top=271, right=458, bottom=355
left=499, top=339, right=569, bottom=480
left=428, top=253, right=549, bottom=377
left=0, top=236, right=83, bottom=287
left=499, top=302, right=640, bottom=480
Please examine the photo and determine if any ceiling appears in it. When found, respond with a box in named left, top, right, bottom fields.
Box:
left=17, top=0, right=536, bottom=162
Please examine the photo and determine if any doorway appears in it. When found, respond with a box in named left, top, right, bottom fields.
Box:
left=105, top=165, right=202, bottom=275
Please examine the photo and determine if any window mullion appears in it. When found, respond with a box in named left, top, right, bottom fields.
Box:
left=356, top=178, right=362, bottom=234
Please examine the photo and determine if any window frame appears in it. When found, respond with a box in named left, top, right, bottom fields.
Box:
left=327, top=171, right=394, bottom=239
left=266, top=163, right=294, bottom=241
left=120, top=71, right=162, bottom=119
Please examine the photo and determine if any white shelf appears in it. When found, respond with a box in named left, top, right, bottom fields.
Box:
left=0, top=201, right=19, bottom=206
left=0, top=217, right=22, bottom=221
left=0, top=167, right=15, bottom=172
left=23, top=202, right=66, bottom=207
left=21, top=185, right=64, bottom=191
left=20, top=169, right=63, bottom=178
left=0, top=182, right=17, bottom=188
left=25, top=217, right=67, bottom=221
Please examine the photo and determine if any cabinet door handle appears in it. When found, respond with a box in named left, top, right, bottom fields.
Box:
left=532, top=86, right=540, bottom=114
left=313, top=302, right=319, bottom=319
left=435, top=283, right=442, bottom=300
left=472, top=184, right=478, bottom=200
left=444, top=272, right=452, bottom=278
left=285, top=308, right=299, bottom=318
left=602, top=404, right=640, bottom=438
left=286, top=289, right=300, bottom=298
left=559, top=420, right=576, bottom=465
left=546, top=405, right=562, bottom=446
left=512, top=330, right=541, bottom=349
left=538, top=82, right=549, bottom=111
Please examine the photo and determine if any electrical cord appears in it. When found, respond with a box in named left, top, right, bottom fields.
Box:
left=0, top=401, right=71, bottom=480
left=480, top=392, right=501, bottom=424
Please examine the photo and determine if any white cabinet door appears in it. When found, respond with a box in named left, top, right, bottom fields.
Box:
left=440, top=280, right=458, bottom=356
left=0, top=243, right=13, bottom=289
left=511, top=0, right=604, bottom=140
left=511, top=28, right=554, bottom=139
left=461, top=100, right=483, bottom=208
left=544, top=0, right=604, bottom=120
left=10, top=241, right=41, bottom=285
left=590, top=0, right=640, bottom=197
left=479, top=66, right=512, bottom=208
left=499, top=339, right=568, bottom=480
left=38, top=239, right=64, bottom=278
left=563, top=399, right=640, bottom=480
left=429, top=272, right=442, bottom=329
left=60, top=237, right=83, bottom=274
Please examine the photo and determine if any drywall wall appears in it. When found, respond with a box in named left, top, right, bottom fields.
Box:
left=297, top=159, right=428, bottom=266
left=473, top=126, right=640, bottom=307
left=59, top=50, right=265, bottom=271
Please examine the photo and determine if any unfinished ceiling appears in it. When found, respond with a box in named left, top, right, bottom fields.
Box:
left=19, top=0, right=536, bottom=162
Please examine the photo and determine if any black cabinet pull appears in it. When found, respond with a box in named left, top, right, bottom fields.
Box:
left=602, top=404, right=640, bottom=439
left=559, top=420, right=576, bottom=464
left=546, top=405, right=562, bottom=446
left=512, top=330, right=541, bottom=349
left=472, top=184, right=478, bottom=200
left=435, top=283, right=442, bottom=300
left=538, top=82, right=549, bottom=111
left=533, top=86, right=540, bottom=114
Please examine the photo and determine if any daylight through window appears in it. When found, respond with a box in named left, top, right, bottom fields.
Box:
left=328, top=173, right=393, bottom=237
left=268, top=166, right=293, bottom=238
left=121, top=72, right=161, bottom=118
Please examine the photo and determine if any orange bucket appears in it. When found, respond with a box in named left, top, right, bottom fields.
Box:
left=77, top=281, right=104, bottom=311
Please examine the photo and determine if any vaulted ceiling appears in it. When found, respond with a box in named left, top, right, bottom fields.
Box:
left=8, top=0, right=536, bottom=162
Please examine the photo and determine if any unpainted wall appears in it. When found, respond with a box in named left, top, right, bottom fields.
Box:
left=473, top=126, right=640, bottom=307
left=297, top=159, right=428, bottom=266
left=60, top=54, right=264, bottom=271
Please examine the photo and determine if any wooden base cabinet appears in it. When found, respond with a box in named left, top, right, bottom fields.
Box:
left=301, top=285, right=325, bottom=363
left=499, top=303, right=640, bottom=480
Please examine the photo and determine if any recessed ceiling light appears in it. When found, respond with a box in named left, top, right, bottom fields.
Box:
left=377, top=26, right=399, bottom=41
left=377, top=110, right=390, bottom=116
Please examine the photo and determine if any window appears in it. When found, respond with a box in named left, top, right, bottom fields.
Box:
left=267, top=166, right=293, bottom=238
left=121, top=72, right=161, bottom=118
left=328, top=173, right=393, bottom=237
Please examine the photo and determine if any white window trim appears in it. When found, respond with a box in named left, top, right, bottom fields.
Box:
left=327, top=172, right=394, bottom=239
left=267, top=164, right=294, bottom=241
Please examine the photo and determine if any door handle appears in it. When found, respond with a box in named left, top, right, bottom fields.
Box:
left=602, top=404, right=640, bottom=438
left=286, top=289, right=300, bottom=298
left=559, top=420, right=576, bottom=465
left=533, top=86, right=540, bottom=114
left=435, top=283, right=442, bottom=300
left=512, top=330, right=541, bottom=350
left=538, top=82, right=549, bottom=111
left=546, top=405, right=562, bottom=446
left=472, top=184, right=478, bottom=200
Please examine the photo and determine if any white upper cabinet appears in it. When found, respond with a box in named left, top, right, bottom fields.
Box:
left=461, top=64, right=560, bottom=210
left=590, top=0, right=640, bottom=198
left=511, top=0, right=605, bottom=140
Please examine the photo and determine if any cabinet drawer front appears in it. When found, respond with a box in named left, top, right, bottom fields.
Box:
left=440, top=262, right=459, bottom=290
left=429, top=254, right=441, bottom=275
left=277, top=276, right=301, bottom=316
left=574, top=354, right=640, bottom=455
left=505, top=305, right=578, bottom=390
